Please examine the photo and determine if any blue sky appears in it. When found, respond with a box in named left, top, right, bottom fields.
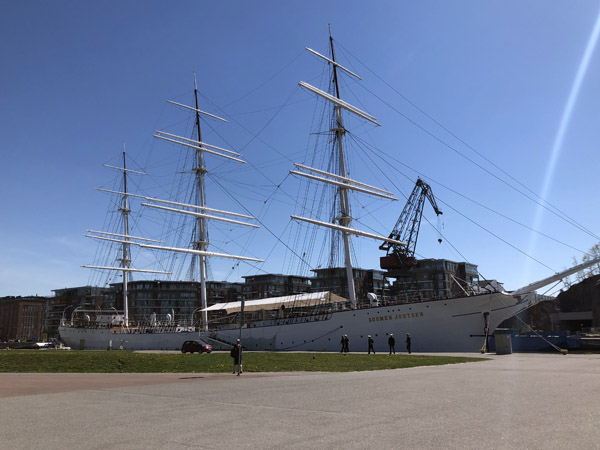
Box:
left=1, top=1, right=599, bottom=297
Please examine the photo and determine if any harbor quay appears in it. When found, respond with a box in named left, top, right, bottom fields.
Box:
left=1, top=353, right=599, bottom=450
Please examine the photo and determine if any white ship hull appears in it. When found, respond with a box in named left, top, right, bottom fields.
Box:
left=202, top=292, right=534, bottom=353
left=58, top=292, right=526, bottom=352
left=58, top=326, right=200, bottom=351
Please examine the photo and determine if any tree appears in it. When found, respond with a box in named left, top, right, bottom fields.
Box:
left=571, top=243, right=600, bottom=284
left=581, top=243, right=600, bottom=278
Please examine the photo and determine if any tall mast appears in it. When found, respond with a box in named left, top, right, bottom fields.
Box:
left=329, top=30, right=357, bottom=308
left=85, top=151, right=172, bottom=319
left=120, top=144, right=131, bottom=325
left=193, top=74, right=209, bottom=330
left=149, top=76, right=262, bottom=327
left=294, top=31, right=401, bottom=310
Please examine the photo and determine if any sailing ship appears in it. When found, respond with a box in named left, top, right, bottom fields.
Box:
left=58, top=77, right=262, bottom=350
left=60, top=33, right=598, bottom=353
left=197, top=32, right=600, bottom=353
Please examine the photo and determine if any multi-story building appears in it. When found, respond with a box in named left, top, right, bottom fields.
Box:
left=206, top=281, right=245, bottom=304
left=103, top=281, right=198, bottom=320
left=242, top=274, right=311, bottom=299
left=102, top=280, right=244, bottom=322
left=49, top=286, right=107, bottom=338
left=52, top=286, right=106, bottom=310
left=0, top=296, right=48, bottom=341
left=387, top=258, right=479, bottom=301
left=311, top=267, right=385, bottom=306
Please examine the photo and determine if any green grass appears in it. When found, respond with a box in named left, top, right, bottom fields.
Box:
left=0, top=350, right=486, bottom=373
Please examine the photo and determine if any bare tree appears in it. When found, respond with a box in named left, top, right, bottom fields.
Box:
left=571, top=243, right=600, bottom=283
left=582, top=243, right=600, bottom=277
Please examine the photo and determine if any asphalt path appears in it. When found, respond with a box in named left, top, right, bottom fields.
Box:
left=1, top=352, right=598, bottom=449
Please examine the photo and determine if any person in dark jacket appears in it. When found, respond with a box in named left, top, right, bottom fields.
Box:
left=388, top=334, right=395, bottom=354
left=368, top=335, right=375, bottom=354
left=340, top=335, right=345, bottom=353
left=230, top=339, right=242, bottom=375
left=343, top=334, right=349, bottom=353
left=405, top=333, right=411, bottom=354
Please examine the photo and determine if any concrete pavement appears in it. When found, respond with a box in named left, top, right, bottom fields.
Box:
left=1, top=352, right=599, bottom=449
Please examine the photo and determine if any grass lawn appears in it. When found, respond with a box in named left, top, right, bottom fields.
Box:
left=0, top=350, right=486, bottom=373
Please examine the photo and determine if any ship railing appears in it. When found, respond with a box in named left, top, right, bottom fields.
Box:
left=206, top=306, right=334, bottom=329
left=357, top=291, right=423, bottom=308
left=358, top=288, right=502, bottom=310
left=65, top=309, right=197, bottom=331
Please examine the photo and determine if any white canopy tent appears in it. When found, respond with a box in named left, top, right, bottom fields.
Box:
left=200, top=291, right=347, bottom=315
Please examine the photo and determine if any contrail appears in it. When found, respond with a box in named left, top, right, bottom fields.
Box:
left=523, top=9, right=600, bottom=283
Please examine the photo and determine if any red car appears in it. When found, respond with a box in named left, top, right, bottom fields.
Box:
left=181, top=340, right=212, bottom=354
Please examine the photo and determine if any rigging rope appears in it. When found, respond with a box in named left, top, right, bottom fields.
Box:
left=335, top=41, right=600, bottom=243
left=348, top=132, right=586, bottom=269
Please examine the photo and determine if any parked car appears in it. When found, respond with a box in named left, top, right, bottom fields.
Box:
left=181, top=340, right=212, bottom=354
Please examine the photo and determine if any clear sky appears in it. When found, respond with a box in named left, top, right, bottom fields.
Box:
left=1, top=1, right=599, bottom=297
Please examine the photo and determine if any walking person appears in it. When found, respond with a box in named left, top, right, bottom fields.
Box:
left=230, top=339, right=243, bottom=375
left=388, top=333, right=395, bottom=354
left=343, top=334, right=350, bottom=353
left=368, top=335, right=375, bottom=354
left=340, top=334, right=345, bottom=353
left=405, top=333, right=411, bottom=354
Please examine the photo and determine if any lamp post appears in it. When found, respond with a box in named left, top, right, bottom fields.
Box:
left=237, top=298, right=245, bottom=376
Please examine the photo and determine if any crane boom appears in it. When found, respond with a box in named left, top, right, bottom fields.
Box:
left=380, top=178, right=442, bottom=271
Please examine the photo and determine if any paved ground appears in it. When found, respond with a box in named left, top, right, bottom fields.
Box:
left=1, top=352, right=599, bottom=449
